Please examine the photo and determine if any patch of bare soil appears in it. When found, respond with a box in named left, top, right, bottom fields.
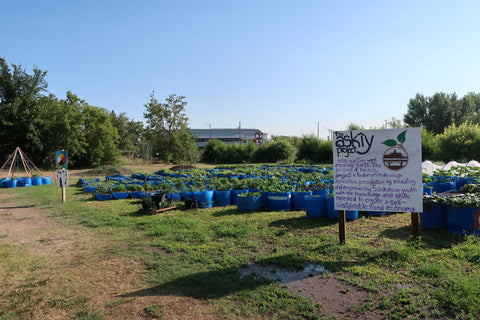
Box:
left=286, top=274, right=385, bottom=319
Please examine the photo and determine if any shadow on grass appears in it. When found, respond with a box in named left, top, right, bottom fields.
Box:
left=119, top=266, right=272, bottom=299
left=0, top=205, right=35, bottom=209
left=212, top=207, right=258, bottom=217
left=379, top=225, right=465, bottom=248
left=269, top=216, right=336, bottom=230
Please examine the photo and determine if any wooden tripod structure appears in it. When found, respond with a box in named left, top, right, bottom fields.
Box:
left=0, top=147, right=45, bottom=179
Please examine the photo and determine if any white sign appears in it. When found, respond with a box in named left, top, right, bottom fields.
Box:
left=56, top=170, right=68, bottom=187
left=333, top=128, right=422, bottom=213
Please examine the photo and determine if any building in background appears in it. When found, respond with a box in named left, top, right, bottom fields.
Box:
left=191, top=128, right=266, bottom=148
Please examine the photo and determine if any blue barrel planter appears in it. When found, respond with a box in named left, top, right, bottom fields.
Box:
left=455, top=177, right=474, bottom=190
left=18, top=178, right=32, bottom=187
left=420, top=204, right=447, bottom=229
left=166, top=192, right=182, bottom=201
left=84, top=186, right=96, bottom=193
left=6, top=179, right=17, bottom=188
left=130, top=191, right=146, bottom=199
left=305, top=195, right=326, bottom=218
left=432, top=181, right=456, bottom=193
left=31, top=176, right=43, bottom=186
left=231, top=189, right=248, bottom=205
left=194, top=190, right=214, bottom=208
left=260, top=191, right=270, bottom=210
left=214, top=190, right=232, bottom=206
left=446, top=206, right=480, bottom=235
left=326, top=197, right=358, bottom=220
left=94, top=193, right=112, bottom=201
left=313, top=189, right=330, bottom=196
left=268, top=192, right=292, bottom=211
left=291, top=191, right=312, bottom=210
left=183, top=191, right=194, bottom=201
left=423, top=187, right=433, bottom=195
left=112, top=192, right=129, bottom=200
left=0, top=179, right=6, bottom=188
left=42, top=176, right=51, bottom=185
left=237, top=195, right=261, bottom=211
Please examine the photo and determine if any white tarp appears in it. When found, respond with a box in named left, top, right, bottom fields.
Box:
left=422, top=160, right=480, bottom=176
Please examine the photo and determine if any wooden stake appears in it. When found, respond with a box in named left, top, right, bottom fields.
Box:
left=339, top=210, right=346, bottom=245
left=62, top=186, right=66, bottom=203
left=411, top=212, right=419, bottom=239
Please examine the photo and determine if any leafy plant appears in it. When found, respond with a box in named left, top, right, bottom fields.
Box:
left=214, top=177, right=232, bottom=191
left=423, top=194, right=447, bottom=211
left=230, top=178, right=246, bottom=190
left=127, top=184, right=143, bottom=192
left=445, top=194, right=480, bottom=209
left=156, top=182, right=174, bottom=193
left=239, top=192, right=260, bottom=197
left=143, top=183, right=156, bottom=191
left=112, top=184, right=126, bottom=192
left=95, top=183, right=113, bottom=194
left=460, top=183, right=480, bottom=194
left=141, top=196, right=156, bottom=214
left=422, top=173, right=433, bottom=184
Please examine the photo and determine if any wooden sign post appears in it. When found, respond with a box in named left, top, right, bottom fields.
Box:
left=339, top=210, right=346, bottom=244
left=411, top=212, right=419, bottom=239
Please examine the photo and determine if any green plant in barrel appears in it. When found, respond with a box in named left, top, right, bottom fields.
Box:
left=127, top=184, right=143, bottom=192
left=112, top=184, right=126, bottom=192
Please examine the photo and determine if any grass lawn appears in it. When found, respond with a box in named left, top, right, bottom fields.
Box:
left=0, top=169, right=479, bottom=319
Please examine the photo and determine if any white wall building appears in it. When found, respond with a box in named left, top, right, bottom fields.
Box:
left=190, top=128, right=266, bottom=148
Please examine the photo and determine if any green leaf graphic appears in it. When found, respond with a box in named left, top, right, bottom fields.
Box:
left=382, top=139, right=397, bottom=147
left=397, top=130, right=407, bottom=144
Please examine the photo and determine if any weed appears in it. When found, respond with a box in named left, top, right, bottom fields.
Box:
left=74, top=307, right=104, bottom=320
left=104, top=297, right=135, bottom=308
left=144, top=303, right=165, bottom=318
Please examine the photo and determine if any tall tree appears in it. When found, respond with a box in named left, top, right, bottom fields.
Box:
left=35, top=93, right=87, bottom=167
left=143, top=92, right=197, bottom=163
left=76, top=104, right=120, bottom=167
left=0, top=57, right=47, bottom=104
left=296, top=134, right=333, bottom=163
left=109, top=111, right=144, bottom=154
left=404, top=92, right=462, bottom=134
left=0, top=58, right=50, bottom=163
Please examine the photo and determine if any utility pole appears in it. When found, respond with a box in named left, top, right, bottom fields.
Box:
left=206, top=123, right=211, bottom=140
left=239, top=121, right=242, bottom=143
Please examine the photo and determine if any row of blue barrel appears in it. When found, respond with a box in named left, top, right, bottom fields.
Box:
left=175, top=189, right=333, bottom=210
left=420, top=204, right=480, bottom=236
left=424, top=176, right=476, bottom=194
left=0, top=176, right=51, bottom=188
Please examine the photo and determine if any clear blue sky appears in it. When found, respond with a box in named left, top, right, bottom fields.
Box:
left=2, top=1, right=479, bottom=139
